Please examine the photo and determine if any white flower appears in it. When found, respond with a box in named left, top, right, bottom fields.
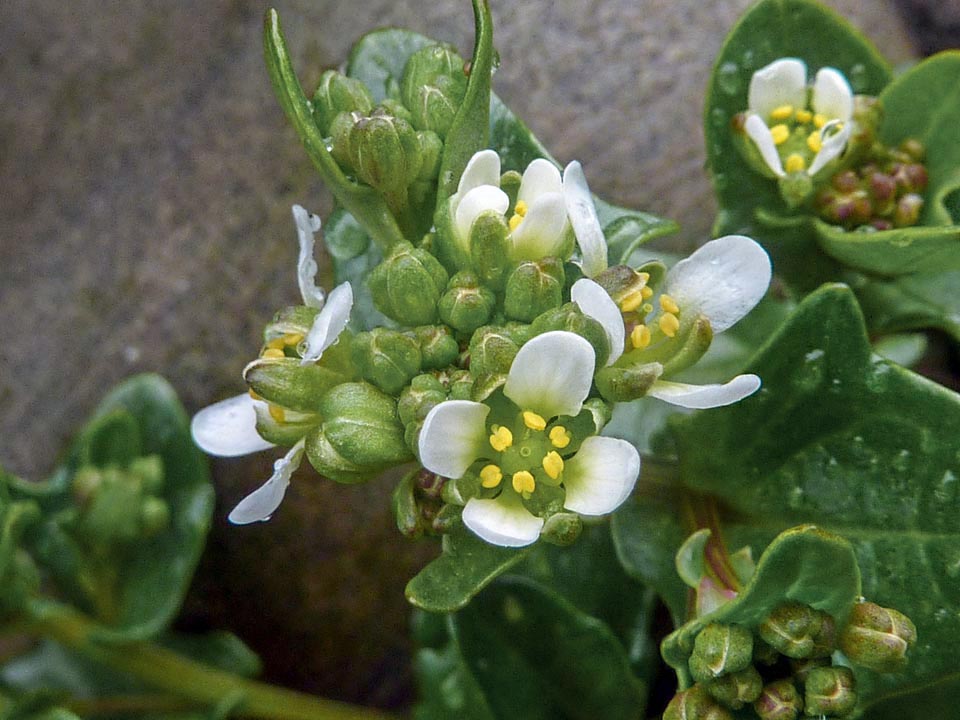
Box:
left=418, top=331, right=640, bottom=547
left=743, top=58, right=854, bottom=178
left=574, top=235, right=771, bottom=408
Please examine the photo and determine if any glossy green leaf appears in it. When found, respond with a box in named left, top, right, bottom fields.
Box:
left=815, top=219, right=960, bottom=276
left=413, top=623, right=497, bottom=720
left=852, top=269, right=960, bottom=342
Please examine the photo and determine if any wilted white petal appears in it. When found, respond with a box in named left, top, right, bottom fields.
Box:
left=518, top=158, right=562, bottom=205
left=648, top=374, right=761, bottom=409
left=418, top=400, right=490, bottom=478
left=665, top=235, right=771, bottom=333
left=300, top=281, right=353, bottom=365
left=562, top=436, right=640, bottom=516
left=503, top=331, right=595, bottom=419
left=509, top=192, right=569, bottom=261
left=748, top=58, right=808, bottom=118
left=191, top=393, right=275, bottom=457
left=292, top=205, right=325, bottom=309
left=228, top=439, right=305, bottom=524
left=808, top=122, right=852, bottom=177
left=744, top=114, right=786, bottom=178
left=563, top=161, right=608, bottom=277
left=812, top=67, right=854, bottom=122
left=462, top=492, right=544, bottom=547
left=571, top=278, right=624, bottom=365
left=456, top=149, right=502, bottom=197
left=454, top=185, right=510, bottom=246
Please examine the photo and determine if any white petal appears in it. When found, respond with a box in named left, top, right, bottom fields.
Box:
left=571, top=278, right=624, bottom=365
left=462, top=492, right=544, bottom=547
left=292, top=204, right=325, bottom=309
left=562, top=436, right=640, bottom=516
left=456, top=149, right=502, bottom=197
left=744, top=114, right=786, bottom=178
left=808, top=122, right=852, bottom=177
left=418, top=400, right=490, bottom=478
left=563, top=161, right=608, bottom=277
left=665, top=235, right=772, bottom=333
left=454, top=185, right=510, bottom=245
left=812, top=67, right=853, bottom=122
left=503, top=331, right=595, bottom=419
left=517, top=158, right=562, bottom=206
left=191, top=393, right=275, bottom=457
left=300, top=281, right=352, bottom=365
left=748, top=58, right=808, bottom=118
left=509, top=192, right=569, bottom=260
left=228, top=439, right=305, bottom=524
left=648, top=374, right=761, bottom=409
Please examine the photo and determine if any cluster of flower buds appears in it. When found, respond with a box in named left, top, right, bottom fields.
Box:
left=664, top=599, right=916, bottom=720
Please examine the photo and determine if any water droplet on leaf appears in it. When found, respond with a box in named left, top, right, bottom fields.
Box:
left=716, top=62, right=741, bottom=95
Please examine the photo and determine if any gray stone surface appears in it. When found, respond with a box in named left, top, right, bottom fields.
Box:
left=0, top=0, right=918, bottom=707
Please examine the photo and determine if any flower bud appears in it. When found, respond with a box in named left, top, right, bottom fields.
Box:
left=448, top=369, right=475, bottom=400
left=664, top=686, right=734, bottom=720
left=368, top=242, right=449, bottom=326
left=79, top=467, right=147, bottom=545
left=392, top=468, right=444, bottom=540
left=595, top=362, right=663, bottom=403
left=401, top=44, right=467, bottom=137
left=352, top=110, right=423, bottom=194
left=803, top=666, right=856, bottom=717
left=311, top=70, right=374, bottom=134
left=128, top=455, right=164, bottom=495
left=352, top=329, right=422, bottom=396
left=893, top=193, right=924, bottom=228
left=753, top=680, right=803, bottom=720
left=839, top=601, right=917, bottom=672
left=539, top=512, right=583, bottom=546
left=789, top=656, right=830, bottom=684
left=705, top=665, right=763, bottom=710
left=305, top=428, right=377, bottom=485
left=688, top=623, right=754, bottom=683
left=467, top=325, right=529, bottom=377
left=140, top=496, right=171, bottom=537
left=1, top=549, right=40, bottom=616
left=468, top=211, right=512, bottom=288
left=899, top=138, right=925, bottom=162
left=398, top=376, right=448, bottom=452
left=244, top=358, right=345, bottom=412
left=413, top=325, right=459, bottom=370
left=265, top=305, right=319, bottom=342
left=416, top=131, right=444, bottom=181
left=759, top=602, right=836, bottom=659
left=504, top=258, right=565, bottom=322
left=530, top=303, right=610, bottom=368
left=438, top=272, right=496, bottom=334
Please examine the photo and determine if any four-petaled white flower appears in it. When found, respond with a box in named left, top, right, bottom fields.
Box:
left=418, top=330, right=640, bottom=548
left=743, top=58, right=854, bottom=178
left=190, top=204, right=353, bottom=523
left=572, top=235, right=771, bottom=408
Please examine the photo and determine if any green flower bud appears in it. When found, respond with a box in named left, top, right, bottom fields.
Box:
left=398, top=374, right=447, bottom=427
left=244, top=357, right=345, bottom=412
left=438, top=272, right=496, bottom=334
left=1, top=549, right=40, bottom=615
left=705, top=665, right=763, bottom=710
left=81, top=468, right=145, bottom=544
left=468, top=325, right=524, bottom=377
left=368, top=241, right=449, bottom=326
left=803, top=666, right=856, bottom=717
left=689, top=623, right=754, bottom=683
left=754, top=680, right=803, bottom=720
left=305, top=428, right=377, bottom=485
left=140, top=496, right=171, bottom=537
left=352, top=328, right=422, bottom=396
left=392, top=468, right=428, bottom=539
left=414, top=325, right=459, bottom=370
left=329, top=111, right=362, bottom=175
left=468, top=211, right=511, bottom=288
left=759, top=602, right=836, bottom=659
left=379, top=98, right=414, bottom=125
left=448, top=369, right=474, bottom=400
left=504, top=258, right=565, bottom=322
left=416, top=131, right=444, bottom=181
left=893, top=193, right=924, bottom=228
left=265, top=306, right=319, bottom=344
left=595, top=362, right=663, bottom=403
left=539, top=512, right=582, bottom=546
left=353, top=110, right=422, bottom=194
left=753, top=638, right=781, bottom=666
left=664, top=686, right=734, bottom=720
left=311, top=70, right=374, bottom=134
left=789, top=656, right=830, bottom=684
left=72, top=466, right=103, bottom=505
left=128, top=455, right=164, bottom=495
left=401, top=44, right=467, bottom=137
left=530, top=303, right=610, bottom=367
left=839, top=601, right=917, bottom=672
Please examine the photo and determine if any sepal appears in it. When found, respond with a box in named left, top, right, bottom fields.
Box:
left=243, top=358, right=346, bottom=413
left=438, top=271, right=496, bottom=333
left=503, top=257, right=565, bottom=322
left=311, top=70, right=374, bottom=134
left=367, top=241, right=449, bottom=325
left=352, top=328, right=422, bottom=395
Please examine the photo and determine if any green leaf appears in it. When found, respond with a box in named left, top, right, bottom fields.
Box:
left=159, top=631, right=262, bottom=678
left=345, top=29, right=434, bottom=103
left=815, top=219, right=960, bottom=276
left=852, top=269, right=960, bottom=342
left=413, top=624, right=497, bottom=720
left=72, top=410, right=141, bottom=469
left=405, top=528, right=530, bottom=613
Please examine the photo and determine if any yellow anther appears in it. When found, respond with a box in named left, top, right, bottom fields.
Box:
left=523, top=411, right=547, bottom=431
left=549, top=425, right=571, bottom=449
left=508, top=213, right=524, bottom=232
left=806, top=132, right=823, bottom=153
left=248, top=388, right=263, bottom=401
left=770, top=124, right=790, bottom=145
left=659, top=294, right=680, bottom=315
left=283, top=332, right=304, bottom=346
left=480, top=464, right=503, bottom=488
left=619, top=289, right=645, bottom=313
left=631, top=324, right=652, bottom=349
left=795, top=109, right=812, bottom=124
left=785, top=153, right=807, bottom=174
left=268, top=404, right=286, bottom=423
left=770, top=104, right=794, bottom=121
left=266, top=337, right=286, bottom=350
left=813, top=113, right=827, bottom=129
left=489, top=426, right=514, bottom=452
left=542, top=451, right=564, bottom=480
left=659, top=312, right=680, bottom=338
left=261, top=348, right=285, bottom=359
left=514, top=200, right=528, bottom=217
left=641, top=286, right=653, bottom=299
left=512, top=470, right=536, bottom=495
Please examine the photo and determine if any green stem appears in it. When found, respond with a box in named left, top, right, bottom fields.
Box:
left=24, top=599, right=397, bottom=720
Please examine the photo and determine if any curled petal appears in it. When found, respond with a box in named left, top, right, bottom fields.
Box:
left=454, top=185, right=510, bottom=246
left=418, top=400, right=491, bottom=478
left=191, top=393, right=275, bottom=457
left=563, top=161, right=608, bottom=277
left=504, top=331, right=595, bottom=419
left=292, top=205, right=325, bottom=309
left=648, top=374, right=761, bottom=409
left=808, top=122, right=852, bottom=177
left=562, top=436, right=640, bottom=516
left=744, top=114, right=786, bottom=178
left=228, top=439, right=305, bottom=524
left=462, top=492, right=544, bottom=547
left=748, top=58, right=808, bottom=119
left=456, top=149, right=501, bottom=197
left=665, top=235, right=771, bottom=333
left=300, top=281, right=353, bottom=365
left=518, top=158, right=562, bottom=205
left=812, top=67, right=854, bottom=122
left=509, top=192, right=569, bottom=261
left=571, top=278, right=624, bottom=365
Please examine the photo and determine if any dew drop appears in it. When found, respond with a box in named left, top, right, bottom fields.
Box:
left=741, top=50, right=755, bottom=70
left=892, top=449, right=911, bottom=473
left=716, top=62, right=741, bottom=96
left=710, top=107, right=728, bottom=128
left=848, top=63, right=869, bottom=92
left=934, top=469, right=957, bottom=503
left=788, top=486, right=805, bottom=509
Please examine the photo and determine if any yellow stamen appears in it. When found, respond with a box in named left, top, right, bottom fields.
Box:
left=283, top=332, right=304, bottom=346
left=489, top=425, right=514, bottom=452
left=770, top=104, right=794, bottom=121
left=785, top=153, right=806, bottom=174
left=480, top=464, right=503, bottom=488
left=512, top=470, right=536, bottom=494
left=514, top=200, right=528, bottom=216
left=806, top=132, right=823, bottom=153
left=549, top=426, right=571, bottom=449
left=619, top=289, right=645, bottom=313
left=631, top=324, right=652, bottom=349
left=266, top=337, right=286, bottom=350
left=523, top=411, right=547, bottom=431
left=248, top=389, right=263, bottom=401
left=508, top=214, right=523, bottom=232
left=659, top=313, right=680, bottom=338
left=795, top=109, right=812, bottom=124
left=813, top=113, right=827, bottom=129
left=770, top=124, right=790, bottom=145
left=659, top=294, right=680, bottom=314
left=542, top=451, right=564, bottom=480
left=268, top=404, right=285, bottom=423
left=261, top=348, right=285, bottom=359
left=641, top=286, right=653, bottom=299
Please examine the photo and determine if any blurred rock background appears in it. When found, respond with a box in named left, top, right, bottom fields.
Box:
left=0, top=0, right=944, bottom=710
